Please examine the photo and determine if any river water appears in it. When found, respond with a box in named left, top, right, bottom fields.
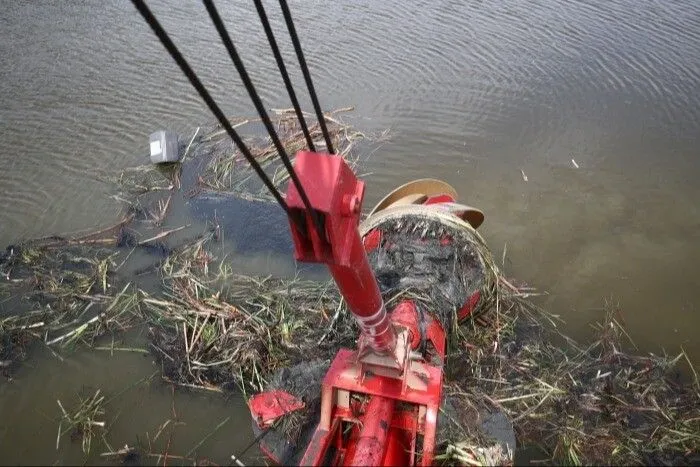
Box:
left=1, top=0, right=699, bottom=464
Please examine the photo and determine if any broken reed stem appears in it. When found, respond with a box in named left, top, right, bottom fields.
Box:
left=56, top=389, right=106, bottom=454
left=138, top=225, right=189, bottom=246
left=198, top=108, right=365, bottom=194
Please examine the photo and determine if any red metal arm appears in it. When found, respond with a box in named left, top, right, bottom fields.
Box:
left=251, top=151, right=467, bottom=466
left=285, top=151, right=395, bottom=353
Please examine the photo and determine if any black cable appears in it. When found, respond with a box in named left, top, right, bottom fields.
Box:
left=202, top=0, right=325, bottom=242
left=232, top=405, right=285, bottom=463
left=278, top=0, right=335, bottom=154
left=233, top=424, right=273, bottom=461
left=253, top=0, right=316, bottom=152
left=130, top=0, right=290, bottom=218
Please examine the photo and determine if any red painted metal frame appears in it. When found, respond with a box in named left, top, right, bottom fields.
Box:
left=298, top=347, right=444, bottom=466
left=389, top=300, right=446, bottom=358
left=286, top=151, right=395, bottom=352
left=388, top=301, right=422, bottom=350
left=248, top=390, right=305, bottom=428
left=424, top=193, right=455, bottom=205
left=251, top=153, right=479, bottom=466
left=344, top=395, right=395, bottom=465
left=458, top=289, right=482, bottom=321
left=259, top=443, right=282, bottom=465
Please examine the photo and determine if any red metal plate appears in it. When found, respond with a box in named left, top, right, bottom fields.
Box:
left=248, top=390, right=305, bottom=428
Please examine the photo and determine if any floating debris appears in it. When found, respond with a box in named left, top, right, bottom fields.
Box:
left=1, top=108, right=698, bottom=465
left=56, top=389, right=106, bottom=455
left=146, top=231, right=355, bottom=394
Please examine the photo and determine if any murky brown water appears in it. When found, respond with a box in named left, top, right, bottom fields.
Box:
left=1, top=0, right=699, bottom=464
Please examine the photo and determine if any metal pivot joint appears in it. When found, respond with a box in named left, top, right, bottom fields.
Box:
left=286, top=151, right=395, bottom=353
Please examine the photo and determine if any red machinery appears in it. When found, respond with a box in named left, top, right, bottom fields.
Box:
left=249, top=151, right=484, bottom=466
left=129, top=2, right=486, bottom=463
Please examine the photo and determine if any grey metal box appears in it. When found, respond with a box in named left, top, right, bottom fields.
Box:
left=149, top=130, right=180, bottom=164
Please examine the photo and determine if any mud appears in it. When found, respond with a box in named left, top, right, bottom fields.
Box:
left=254, top=359, right=330, bottom=465
left=366, top=215, right=489, bottom=337
left=438, top=392, right=515, bottom=457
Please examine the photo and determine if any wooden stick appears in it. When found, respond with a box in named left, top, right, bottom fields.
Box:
left=138, top=225, right=189, bottom=245
left=180, top=126, right=200, bottom=164
left=46, top=313, right=102, bottom=346
left=191, top=314, right=211, bottom=351
left=162, top=377, right=223, bottom=393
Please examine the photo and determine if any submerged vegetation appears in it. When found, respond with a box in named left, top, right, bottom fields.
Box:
left=56, top=389, right=106, bottom=455
left=1, top=109, right=698, bottom=465
left=0, top=232, right=142, bottom=367
left=146, top=230, right=355, bottom=395
left=439, top=288, right=700, bottom=465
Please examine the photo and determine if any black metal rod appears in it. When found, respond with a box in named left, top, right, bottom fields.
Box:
left=278, top=0, right=335, bottom=154
left=202, top=0, right=325, bottom=241
left=130, top=0, right=290, bottom=216
left=253, top=0, right=316, bottom=152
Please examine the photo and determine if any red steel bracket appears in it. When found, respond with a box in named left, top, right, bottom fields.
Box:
left=249, top=390, right=305, bottom=428
left=286, top=151, right=395, bottom=353
left=286, top=151, right=365, bottom=266
left=458, top=290, right=482, bottom=322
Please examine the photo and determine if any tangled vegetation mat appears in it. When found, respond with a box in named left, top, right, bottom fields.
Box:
left=1, top=109, right=698, bottom=466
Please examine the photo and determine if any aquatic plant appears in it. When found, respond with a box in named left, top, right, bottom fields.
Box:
left=56, top=389, right=106, bottom=455
left=146, top=230, right=355, bottom=394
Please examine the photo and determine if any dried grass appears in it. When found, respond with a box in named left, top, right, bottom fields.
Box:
left=56, top=389, right=106, bottom=454
left=439, top=282, right=700, bottom=465
left=0, top=234, right=143, bottom=366
left=197, top=108, right=366, bottom=198
left=145, top=231, right=354, bottom=394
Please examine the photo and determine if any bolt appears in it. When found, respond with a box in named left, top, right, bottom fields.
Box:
left=342, top=194, right=361, bottom=216
left=349, top=195, right=360, bottom=213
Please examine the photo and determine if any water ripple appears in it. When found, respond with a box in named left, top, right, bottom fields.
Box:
left=1, top=0, right=700, bottom=245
